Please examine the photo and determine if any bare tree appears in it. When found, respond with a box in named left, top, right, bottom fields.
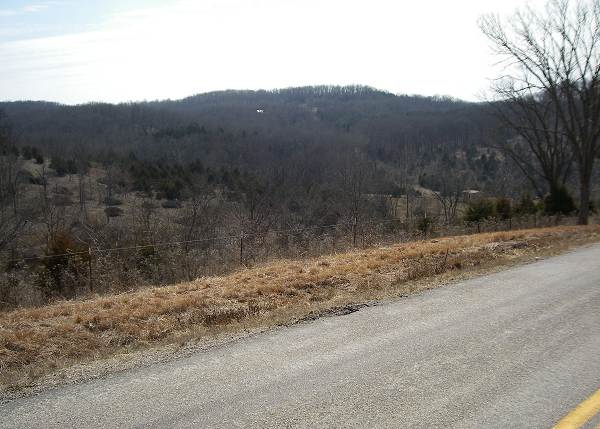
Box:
left=487, top=92, right=573, bottom=199
left=230, top=175, right=273, bottom=264
left=0, top=111, right=22, bottom=215
left=0, top=111, right=29, bottom=253
left=179, top=187, right=216, bottom=280
left=336, top=152, right=369, bottom=246
left=480, top=0, right=600, bottom=224
left=77, top=167, right=87, bottom=217
left=36, top=165, right=65, bottom=248
left=433, top=179, right=463, bottom=225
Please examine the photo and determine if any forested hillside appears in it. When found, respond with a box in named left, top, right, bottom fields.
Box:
left=0, top=85, right=516, bottom=197
left=0, top=85, right=597, bottom=309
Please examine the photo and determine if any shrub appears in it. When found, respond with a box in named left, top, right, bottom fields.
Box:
left=515, top=193, right=538, bottom=215
left=162, top=199, right=182, bottom=209
left=53, top=194, right=73, bottom=207
left=158, top=179, right=184, bottom=200
left=29, top=175, right=47, bottom=186
left=0, top=270, right=44, bottom=311
left=417, top=216, right=433, bottom=234
left=142, top=200, right=159, bottom=210
left=495, top=197, right=513, bottom=220
left=104, top=206, right=123, bottom=218
left=66, top=159, right=78, bottom=174
left=53, top=185, right=73, bottom=195
left=17, top=169, right=34, bottom=184
left=40, top=231, right=89, bottom=298
left=544, top=186, right=575, bottom=215
left=50, top=156, right=67, bottom=176
left=103, top=196, right=123, bottom=206
left=21, top=146, right=34, bottom=160
left=464, top=198, right=496, bottom=223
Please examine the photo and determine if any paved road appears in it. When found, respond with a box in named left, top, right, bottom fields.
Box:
left=2, top=244, right=600, bottom=428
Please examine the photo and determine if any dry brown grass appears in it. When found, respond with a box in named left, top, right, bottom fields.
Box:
left=1, top=225, right=599, bottom=392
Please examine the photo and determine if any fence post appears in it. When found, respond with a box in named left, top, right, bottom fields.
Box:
left=332, top=230, right=336, bottom=255
left=88, top=246, right=93, bottom=293
left=239, top=232, right=244, bottom=265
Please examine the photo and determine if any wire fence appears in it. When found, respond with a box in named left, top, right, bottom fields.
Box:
left=1, top=213, right=579, bottom=263
left=0, top=213, right=591, bottom=309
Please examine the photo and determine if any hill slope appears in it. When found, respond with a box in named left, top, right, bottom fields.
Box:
left=0, top=85, right=508, bottom=194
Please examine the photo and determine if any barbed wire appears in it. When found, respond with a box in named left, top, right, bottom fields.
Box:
left=1, top=217, right=416, bottom=264
left=1, top=213, right=572, bottom=265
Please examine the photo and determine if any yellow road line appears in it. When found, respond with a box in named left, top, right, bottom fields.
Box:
left=552, top=388, right=600, bottom=429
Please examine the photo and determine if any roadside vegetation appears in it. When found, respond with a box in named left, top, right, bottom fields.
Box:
left=1, top=224, right=599, bottom=393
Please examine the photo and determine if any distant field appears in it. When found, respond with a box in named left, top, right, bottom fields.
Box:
left=1, top=224, right=599, bottom=395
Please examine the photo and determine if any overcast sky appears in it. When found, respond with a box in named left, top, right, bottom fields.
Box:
left=0, top=0, right=545, bottom=104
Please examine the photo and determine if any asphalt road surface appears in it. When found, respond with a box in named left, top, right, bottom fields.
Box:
left=2, top=244, right=600, bottom=428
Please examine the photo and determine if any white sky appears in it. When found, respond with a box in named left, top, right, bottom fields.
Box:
left=0, top=0, right=546, bottom=104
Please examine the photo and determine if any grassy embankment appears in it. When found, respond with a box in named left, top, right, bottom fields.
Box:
left=1, top=224, right=599, bottom=392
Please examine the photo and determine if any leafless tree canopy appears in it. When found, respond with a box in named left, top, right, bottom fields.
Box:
left=480, top=0, right=600, bottom=224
